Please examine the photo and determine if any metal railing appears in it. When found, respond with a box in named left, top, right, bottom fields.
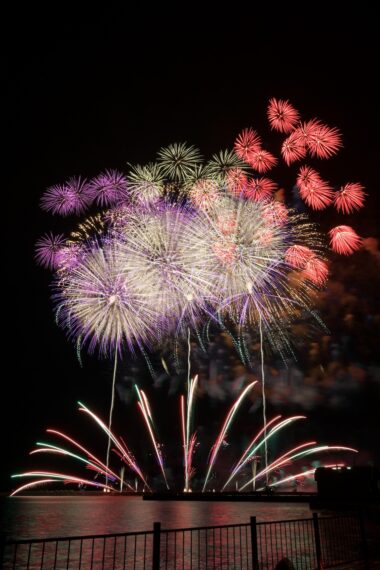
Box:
left=1, top=513, right=369, bottom=569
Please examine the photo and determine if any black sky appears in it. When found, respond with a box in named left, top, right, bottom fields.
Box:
left=3, top=5, right=380, bottom=491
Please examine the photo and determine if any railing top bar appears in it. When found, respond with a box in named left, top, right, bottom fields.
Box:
left=161, top=522, right=251, bottom=533
left=5, top=529, right=154, bottom=545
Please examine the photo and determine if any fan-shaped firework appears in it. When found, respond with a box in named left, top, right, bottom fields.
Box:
left=267, top=98, right=300, bottom=133
left=88, top=169, right=128, bottom=206
left=157, top=143, right=202, bottom=182
left=329, top=225, right=361, bottom=255
left=54, top=239, right=158, bottom=356
left=128, top=163, right=165, bottom=205
left=35, top=233, right=66, bottom=269
left=334, top=183, right=365, bottom=214
left=11, top=390, right=358, bottom=495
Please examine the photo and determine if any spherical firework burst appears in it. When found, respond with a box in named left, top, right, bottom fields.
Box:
left=234, top=128, right=262, bottom=161
left=297, top=167, right=333, bottom=210
left=207, top=150, right=248, bottom=183
left=281, top=132, right=307, bottom=165
left=157, top=143, right=202, bottom=182
left=334, top=183, right=365, bottom=214
left=267, top=98, right=300, bottom=133
left=119, top=202, right=216, bottom=338
left=329, top=225, right=361, bottom=255
left=35, top=233, right=66, bottom=269
left=88, top=170, right=128, bottom=207
left=54, top=239, right=158, bottom=356
left=127, top=163, right=165, bottom=205
left=301, top=119, right=342, bottom=159
left=247, top=149, right=277, bottom=173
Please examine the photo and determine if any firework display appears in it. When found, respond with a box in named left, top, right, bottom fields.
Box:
left=10, top=387, right=357, bottom=495
left=35, top=99, right=365, bottom=361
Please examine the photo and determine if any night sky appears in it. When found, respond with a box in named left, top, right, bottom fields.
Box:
left=4, top=6, right=379, bottom=492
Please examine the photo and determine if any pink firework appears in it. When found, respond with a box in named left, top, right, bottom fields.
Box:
left=40, top=184, right=78, bottom=216
left=247, top=149, right=277, bottom=173
left=297, top=166, right=333, bottom=210
left=301, top=119, right=342, bottom=159
left=263, top=201, right=288, bottom=226
left=329, top=225, right=361, bottom=255
left=212, top=240, right=237, bottom=266
left=188, top=180, right=220, bottom=211
left=55, top=244, right=83, bottom=271
left=225, top=168, right=248, bottom=196
left=88, top=169, right=128, bottom=206
left=302, top=257, right=329, bottom=286
left=41, top=178, right=92, bottom=216
left=334, top=183, right=365, bottom=214
left=64, top=177, right=93, bottom=214
left=244, top=177, right=277, bottom=202
left=35, top=233, right=66, bottom=269
left=285, top=245, right=315, bottom=269
left=281, top=132, right=307, bottom=165
left=234, top=128, right=261, bottom=161
left=267, top=98, right=300, bottom=133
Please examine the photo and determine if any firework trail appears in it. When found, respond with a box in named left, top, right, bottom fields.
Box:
left=181, top=375, right=198, bottom=491
left=135, top=385, right=170, bottom=489
left=202, top=381, right=257, bottom=492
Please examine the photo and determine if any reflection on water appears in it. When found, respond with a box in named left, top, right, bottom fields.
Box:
left=0, top=496, right=312, bottom=539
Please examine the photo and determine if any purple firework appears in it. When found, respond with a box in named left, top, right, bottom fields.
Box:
left=88, top=169, right=129, bottom=207
left=35, top=233, right=66, bottom=269
left=41, top=177, right=92, bottom=216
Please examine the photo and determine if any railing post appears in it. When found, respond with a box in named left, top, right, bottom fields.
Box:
left=312, top=513, right=323, bottom=569
left=250, top=516, right=259, bottom=570
left=152, top=522, right=161, bottom=570
left=359, top=512, right=370, bottom=569
left=0, top=532, right=6, bottom=567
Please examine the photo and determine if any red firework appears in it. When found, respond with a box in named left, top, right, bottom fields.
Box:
left=234, top=128, right=262, bottom=161
left=225, top=168, right=248, bottom=196
left=267, top=98, right=300, bottom=133
left=263, top=201, right=288, bottom=226
left=297, top=166, right=333, bottom=210
left=329, top=225, right=361, bottom=255
left=247, top=149, right=277, bottom=173
left=281, top=132, right=307, bottom=165
left=285, top=245, right=315, bottom=269
left=301, top=119, right=342, bottom=159
left=244, top=177, right=277, bottom=202
left=302, top=257, right=329, bottom=286
left=334, top=183, right=365, bottom=214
